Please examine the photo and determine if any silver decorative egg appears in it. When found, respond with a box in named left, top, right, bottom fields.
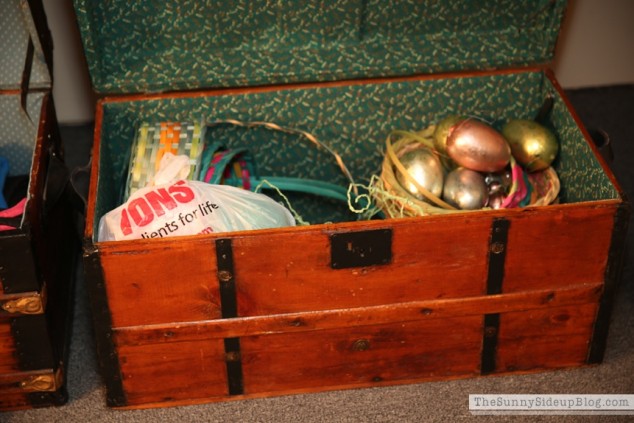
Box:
left=446, top=119, right=511, bottom=173
left=488, top=191, right=506, bottom=209
left=485, top=169, right=512, bottom=195
left=442, top=167, right=489, bottom=210
left=396, top=146, right=444, bottom=202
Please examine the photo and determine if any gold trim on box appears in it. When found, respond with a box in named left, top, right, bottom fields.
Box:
left=19, top=368, right=64, bottom=392
left=0, top=285, right=46, bottom=315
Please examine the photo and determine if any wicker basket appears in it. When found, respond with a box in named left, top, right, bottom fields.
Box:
left=373, top=127, right=560, bottom=218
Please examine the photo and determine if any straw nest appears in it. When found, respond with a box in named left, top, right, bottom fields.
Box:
left=371, top=125, right=560, bottom=219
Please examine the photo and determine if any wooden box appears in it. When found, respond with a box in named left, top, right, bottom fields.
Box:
left=0, top=0, right=78, bottom=411
left=74, top=0, right=629, bottom=409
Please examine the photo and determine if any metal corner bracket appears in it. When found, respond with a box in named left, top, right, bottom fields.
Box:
left=0, top=285, right=46, bottom=316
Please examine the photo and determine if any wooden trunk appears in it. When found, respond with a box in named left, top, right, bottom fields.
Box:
left=73, top=0, right=629, bottom=410
left=0, top=0, right=78, bottom=411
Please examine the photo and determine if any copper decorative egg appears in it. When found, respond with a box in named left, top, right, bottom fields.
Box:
left=442, top=167, right=489, bottom=210
left=446, top=119, right=511, bottom=173
left=502, top=119, right=559, bottom=172
left=396, top=146, right=444, bottom=201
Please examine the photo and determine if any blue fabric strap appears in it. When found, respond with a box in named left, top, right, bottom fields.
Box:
left=0, top=157, right=9, bottom=209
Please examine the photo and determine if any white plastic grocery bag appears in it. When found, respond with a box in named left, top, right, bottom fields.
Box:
left=98, top=154, right=295, bottom=241
left=98, top=180, right=296, bottom=241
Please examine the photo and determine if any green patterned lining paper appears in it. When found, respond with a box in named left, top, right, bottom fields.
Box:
left=1, top=0, right=50, bottom=174
left=73, top=0, right=566, bottom=94
left=0, top=92, right=44, bottom=176
left=0, top=0, right=51, bottom=90
left=92, top=70, right=619, bottom=238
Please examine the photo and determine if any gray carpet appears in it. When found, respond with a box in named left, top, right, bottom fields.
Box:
left=3, top=85, right=633, bottom=422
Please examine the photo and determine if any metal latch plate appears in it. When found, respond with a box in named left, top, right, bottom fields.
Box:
left=330, top=229, right=392, bottom=269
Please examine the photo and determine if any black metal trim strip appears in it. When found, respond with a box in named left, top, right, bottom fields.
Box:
left=481, top=313, right=500, bottom=375
left=10, top=314, right=55, bottom=370
left=26, top=0, right=54, bottom=73
left=83, top=244, right=127, bottom=407
left=26, top=387, right=69, bottom=408
left=20, top=37, right=34, bottom=116
left=215, top=238, right=244, bottom=395
left=486, top=218, right=510, bottom=295
left=0, top=233, right=40, bottom=293
left=480, top=218, right=509, bottom=374
left=224, top=337, right=244, bottom=396
left=587, top=201, right=630, bottom=363
left=10, top=314, right=68, bottom=407
left=216, top=238, right=237, bottom=319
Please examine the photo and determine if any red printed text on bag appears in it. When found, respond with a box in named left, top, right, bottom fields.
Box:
left=119, top=180, right=195, bottom=236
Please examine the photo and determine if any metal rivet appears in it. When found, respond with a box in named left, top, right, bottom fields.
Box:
left=226, top=351, right=241, bottom=362
left=289, top=318, right=304, bottom=327
left=218, top=270, right=232, bottom=282
left=352, top=339, right=370, bottom=351
left=490, top=242, right=505, bottom=254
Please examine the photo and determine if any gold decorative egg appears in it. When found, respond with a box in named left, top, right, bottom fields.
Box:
left=433, top=115, right=464, bottom=156
left=502, top=119, right=559, bottom=172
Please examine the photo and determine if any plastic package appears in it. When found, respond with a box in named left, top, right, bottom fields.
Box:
left=98, top=154, right=295, bottom=241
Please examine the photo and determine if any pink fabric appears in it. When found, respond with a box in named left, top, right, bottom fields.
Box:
left=237, top=158, right=251, bottom=190
left=0, top=197, right=27, bottom=231
left=500, top=164, right=527, bottom=209
left=203, top=152, right=223, bottom=183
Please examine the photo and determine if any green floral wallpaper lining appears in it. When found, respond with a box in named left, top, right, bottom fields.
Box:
left=92, top=70, right=618, bottom=236
left=73, top=0, right=566, bottom=94
left=0, top=92, right=44, bottom=176
left=1, top=0, right=51, bottom=90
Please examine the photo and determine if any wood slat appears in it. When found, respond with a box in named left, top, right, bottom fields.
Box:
left=503, top=205, right=615, bottom=292
left=117, top=339, right=227, bottom=406
left=111, top=297, right=601, bottom=407
left=114, top=283, right=602, bottom=346
left=99, top=239, right=221, bottom=327
left=241, top=315, right=482, bottom=394
left=0, top=392, right=30, bottom=411
left=98, top=200, right=618, bottom=328
left=496, top=303, right=599, bottom=372
left=99, top=205, right=618, bottom=329
left=0, top=321, right=17, bottom=373
left=233, top=217, right=490, bottom=316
